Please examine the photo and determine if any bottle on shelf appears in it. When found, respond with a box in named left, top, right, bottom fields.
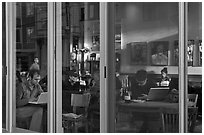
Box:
left=199, top=40, right=202, bottom=66
left=187, top=40, right=194, bottom=66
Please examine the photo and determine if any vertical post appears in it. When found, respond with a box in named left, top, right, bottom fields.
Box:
left=106, top=2, right=115, bottom=133
left=48, top=2, right=56, bottom=133
left=179, top=2, right=188, bottom=133
left=100, top=2, right=107, bottom=133
left=100, top=2, right=115, bottom=133
left=6, top=2, right=16, bottom=132
left=55, top=2, right=63, bottom=133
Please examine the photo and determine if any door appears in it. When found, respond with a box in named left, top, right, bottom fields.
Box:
left=110, top=2, right=189, bottom=133
left=5, top=2, right=54, bottom=133
left=55, top=2, right=101, bottom=133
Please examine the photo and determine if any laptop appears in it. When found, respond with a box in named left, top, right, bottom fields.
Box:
left=29, top=92, right=48, bottom=104
left=147, top=87, right=170, bottom=101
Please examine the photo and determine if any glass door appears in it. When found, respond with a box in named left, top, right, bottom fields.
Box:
left=14, top=2, right=48, bottom=132
left=5, top=2, right=51, bottom=133
left=113, top=2, right=180, bottom=133
left=55, top=2, right=101, bottom=133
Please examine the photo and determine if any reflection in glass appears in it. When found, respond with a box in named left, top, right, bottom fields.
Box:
left=115, top=3, right=179, bottom=133
left=150, top=41, right=169, bottom=66
left=15, top=2, right=47, bottom=132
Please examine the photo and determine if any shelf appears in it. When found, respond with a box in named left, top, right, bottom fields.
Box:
left=188, top=67, right=202, bottom=75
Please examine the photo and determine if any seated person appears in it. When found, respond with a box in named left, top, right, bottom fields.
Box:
left=158, top=67, right=171, bottom=86
left=130, top=70, right=156, bottom=100
left=129, top=70, right=161, bottom=132
left=89, top=71, right=100, bottom=109
left=62, top=70, right=80, bottom=91
left=16, top=69, right=44, bottom=132
left=39, top=75, right=47, bottom=92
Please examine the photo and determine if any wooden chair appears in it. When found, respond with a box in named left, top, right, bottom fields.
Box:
left=160, top=108, right=179, bottom=133
left=188, top=94, right=198, bottom=107
left=161, top=107, right=198, bottom=133
left=188, top=107, right=198, bottom=132
left=62, top=93, right=91, bottom=133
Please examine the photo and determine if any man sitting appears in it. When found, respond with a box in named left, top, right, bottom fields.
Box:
left=16, top=69, right=44, bottom=132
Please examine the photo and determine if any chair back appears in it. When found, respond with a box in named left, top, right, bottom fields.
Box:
left=188, top=107, right=198, bottom=132
left=71, top=93, right=91, bottom=115
left=188, top=94, right=198, bottom=107
left=160, top=108, right=179, bottom=133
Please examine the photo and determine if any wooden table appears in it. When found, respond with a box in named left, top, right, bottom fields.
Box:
left=117, top=100, right=179, bottom=113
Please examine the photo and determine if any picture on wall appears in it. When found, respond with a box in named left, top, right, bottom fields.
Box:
left=128, top=42, right=147, bottom=65
left=150, top=41, right=169, bottom=66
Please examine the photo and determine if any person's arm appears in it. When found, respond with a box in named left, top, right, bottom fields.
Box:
left=16, top=83, right=29, bottom=107
left=30, top=84, right=43, bottom=98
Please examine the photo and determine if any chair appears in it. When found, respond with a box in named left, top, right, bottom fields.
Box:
left=160, top=108, right=179, bottom=133
left=188, top=107, right=198, bottom=132
left=188, top=94, right=198, bottom=107
left=161, top=107, right=198, bottom=133
left=62, top=93, right=91, bottom=133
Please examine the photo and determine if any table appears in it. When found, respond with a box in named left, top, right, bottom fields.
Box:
left=117, top=100, right=179, bottom=113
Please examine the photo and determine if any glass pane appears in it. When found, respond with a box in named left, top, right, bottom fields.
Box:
left=187, top=2, right=202, bottom=133
left=2, top=2, right=6, bottom=129
left=114, top=3, right=179, bottom=133
left=61, top=2, right=100, bottom=133
left=15, top=2, right=48, bottom=132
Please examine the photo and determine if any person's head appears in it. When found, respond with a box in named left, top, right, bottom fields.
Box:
left=21, top=72, right=28, bottom=83
left=161, top=67, right=168, bottom=78
left=29, top=69, right=41, bottom=85
left=34, top=57, right=39, bottom=63
left=157, top=44, right=164, bottom=55
left=135, top=70, right=147, bottom=86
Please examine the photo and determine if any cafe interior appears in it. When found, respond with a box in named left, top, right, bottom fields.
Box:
left=2, top=2, right=202, bottom=133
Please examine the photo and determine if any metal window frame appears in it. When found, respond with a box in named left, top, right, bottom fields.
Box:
left=47, top=2, right=56, bottom=133
left=179, top=2, right=188, bottom=133
left=6, top=2, right=16, bottom=133
left=100, top=3, right=107, bottom=133
left=4, top=2, right=189, bottom=133
left=55, top=2, right=63, bottom=133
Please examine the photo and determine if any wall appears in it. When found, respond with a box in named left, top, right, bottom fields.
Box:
left=188, top=2, right=202, bottom=40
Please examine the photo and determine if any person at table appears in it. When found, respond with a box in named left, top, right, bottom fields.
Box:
left=89, top=70, right=100, bottom=104
left=16, top=69, right=44, bottom=132
left=129, top=70, right=161, bottom=132
left=130, top=70, right=156, bottom=100
left=158, top=67, right=171, bottom=86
